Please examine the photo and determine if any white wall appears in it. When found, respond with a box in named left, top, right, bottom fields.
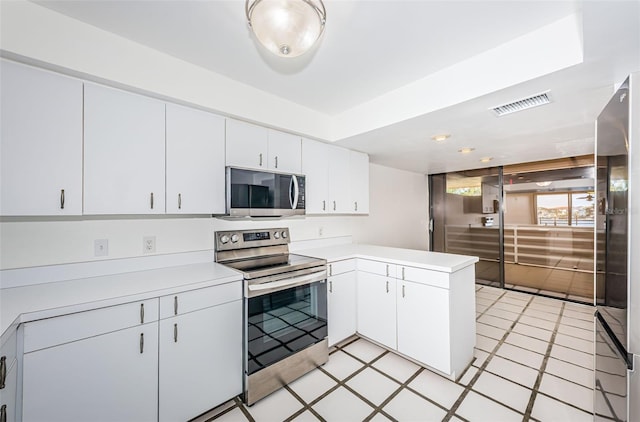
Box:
left=354, top=164, right=429, bottom=250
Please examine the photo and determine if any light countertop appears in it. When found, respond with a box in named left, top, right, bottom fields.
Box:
left=1, top=262, right=241, bottom=339
left=298, top=244, right=478, bottom=273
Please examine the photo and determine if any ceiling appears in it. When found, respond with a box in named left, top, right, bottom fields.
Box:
left=33, top=0, right=640, bottom=175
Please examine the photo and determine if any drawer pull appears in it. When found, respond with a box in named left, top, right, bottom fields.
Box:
left=140, top=333, right=144, bottom=354
left=354, top=201, right=358, bottom=212
left=0, top=356, right=5, bottom=389
left=174, top=296, right=178, bottom=315
left=329, top=281, right=333, bottom=293
left=402, top=267, right=405, bottom=280
left=259, top=153, right=263, bottom=167
left=386, top=280, right=389, bottom=293
left=60, top=189, right=65, bottom=209
left=174, top=323, right=178, bottom=343
left=323, top=200, right=326, bottom=211
left=178, top=193, right=182, bottom=210
left=150, top=192, right=154, bottom=209
left=329, top=264, right=332, bottom=276
left=1, top=404, right=6, bottom=422
left=402, top=284, right=406, bottom=298
left=333, top=201, right=336, bottom=211
left=275, top=156, right=278, bottom=168
left=386, top=265, right=389, bottom=277
left=140, top=303, right=144, bottom=324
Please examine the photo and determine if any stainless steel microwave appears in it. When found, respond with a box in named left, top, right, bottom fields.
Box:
left=226, top=167, right=306, bottom=217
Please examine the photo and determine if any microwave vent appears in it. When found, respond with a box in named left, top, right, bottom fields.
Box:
left=491, top=92, right=551, bottom=116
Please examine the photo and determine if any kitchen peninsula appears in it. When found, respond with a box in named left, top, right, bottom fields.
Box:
left=299, top=244, right=479, bottom=381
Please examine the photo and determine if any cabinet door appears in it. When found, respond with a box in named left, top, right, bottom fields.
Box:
left=0, top=60, right=83, bottom=216
left=0, top=361, right=17, bottom=422
left=159, top=300, right=242, bottom=422
left=84, top=83, right=165, bottom=214
left=166, top=104, right=225, bottom=214
left=357, top=272, right=397, bottom=349
left=328, top=146, right=351, bottom=213
left=301, top=138, right=330, bottom=213
left=267, top=129, right=301, bottom=173
left=349, top=150, right=370, bottom=214
left=397, top=280, right=451, bottom=374
left=225, top=119, right=268, bottom=170
left=22, top=323, right=159, bottom=422
left=328, top=271, right=357, bottom=346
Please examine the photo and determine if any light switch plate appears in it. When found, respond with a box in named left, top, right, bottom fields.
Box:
left=94, top=239, right=108, bottom=257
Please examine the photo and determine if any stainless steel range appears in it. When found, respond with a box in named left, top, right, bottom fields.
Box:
left=215, top=228, right=328, bottom=405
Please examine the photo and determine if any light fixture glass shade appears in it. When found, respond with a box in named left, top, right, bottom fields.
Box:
left=246, top=0, right=326, bottom=58
left=536, top=181, right=552, bottom=187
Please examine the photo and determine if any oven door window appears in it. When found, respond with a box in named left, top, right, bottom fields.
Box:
left=246, top=280, right=327, bottom=375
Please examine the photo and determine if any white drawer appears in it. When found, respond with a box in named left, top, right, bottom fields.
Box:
left=24, top=298, right=159, bottom=353
left=0, top=328, right=17, bottom=373
left=398, top=265, right=450, bottom=289
left=328, top=259, right=356, bottom=277
left=159, top=281, right=242, bottom=319
left=357, top=259, right=396, bottom=278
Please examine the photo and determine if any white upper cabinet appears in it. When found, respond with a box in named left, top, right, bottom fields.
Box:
left=328, top=146, right=351, bottom=213
left=349, top=150, right=370, bottom=214
left=301, top=138, right=330, bottom=213
left=267, top=129, right=301, bottom=173
left=84, top=83, right=166, bottom=215
left=225, top=119, right=268, bottom=170
left=166, top=104, right=225, bottom=214
left=226, top=119, right=302, bottom=173
left=0, top=60, right=83, bottom=216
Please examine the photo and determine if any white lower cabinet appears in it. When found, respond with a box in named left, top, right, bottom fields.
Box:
left=22, top=322, right=159, bottom=422
left=327, top=269, right=357, bottom=347
left=356, top=271, right=397, bottom=349
left=397, top=280, right=451, bottom=374
left=159, top=300, right=242, bottom=422
left=0, top=360, right=17, bottom=422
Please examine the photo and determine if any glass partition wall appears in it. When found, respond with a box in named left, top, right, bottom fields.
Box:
left=431, top=158, right=595, bottom=303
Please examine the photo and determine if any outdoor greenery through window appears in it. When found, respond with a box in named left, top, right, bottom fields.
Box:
left=536, top=192, right=595, bottom=227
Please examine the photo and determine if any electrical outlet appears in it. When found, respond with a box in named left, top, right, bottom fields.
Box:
left=94, top=239, right=109, bottom=257
left=143, top=236, right=156, bottom=254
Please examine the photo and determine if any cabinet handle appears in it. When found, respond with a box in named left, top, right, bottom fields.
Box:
left=323, top=200, right=326, bottom=211
left=150, top=192, right=154, bottom=209
left=174, top=323, right=178, bottom=343
left=386, top=265, right=389, bottom=277
left=0, top=356, right=5, bottom=389
left=329, top=281, right=333, bottom=293
left=275, top=156, right=278, bottom=169
left=333, top=201, right=336, bottom=211
left=0, top=404, right=6, bottom=422
left=354, top=201, right=358, bottom=212
left=386, top=280, right=389, bottom=293
left=174, top=296, right=178, bottom=315
left=329, top=264, right=332, bottom=276
left=60, top=189, right=65, bottom=210
left=178, top=193, right=182, bottom=210
left=402, top=284, right=406, bottom=298
left=140, top=303, right=144, bottom=324
left=259, top=153, right=263, bottom=167
left=140, top=333, right=144, bottom=354
left=402, top=267, right=405, bottom=280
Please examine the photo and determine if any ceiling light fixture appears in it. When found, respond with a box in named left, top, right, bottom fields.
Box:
left=245, top=0, right=326, bottom=58
left=432, top=134, right=450, bottom=142
left=458, top=147, right=475, bottom=154
left=480, top=157, right=493, bottom=163
left=491, top=91, right=551, bottom=116
left=536, top=181, right=552, bottom=187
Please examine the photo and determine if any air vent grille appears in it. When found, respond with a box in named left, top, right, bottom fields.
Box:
left=491, top=92, right=551, bottom=116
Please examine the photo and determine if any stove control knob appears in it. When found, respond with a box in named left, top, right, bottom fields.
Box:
left=281, top=231, right=288, bottom=239
left=220, top=235, right=230, bottom=244
left=273, top=231, right=280, bottom=239
left=230, top=234, right=239, bottom=243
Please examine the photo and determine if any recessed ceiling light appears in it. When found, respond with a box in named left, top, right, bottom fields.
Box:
left=431, top=134, right=450, bottom=142
left=480, top=157, right=493, bottom=163
left=490, top=91, right=552, bottom=116
left=458, top=147, right=475, bottom=154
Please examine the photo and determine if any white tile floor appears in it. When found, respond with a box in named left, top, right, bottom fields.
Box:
left=194, top=286, right=596, bottom=422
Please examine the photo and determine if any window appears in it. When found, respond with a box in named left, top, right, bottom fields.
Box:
left=536, top=192, right=594, bottom=226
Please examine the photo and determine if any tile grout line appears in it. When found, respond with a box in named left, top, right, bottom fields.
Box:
left=443, top=290, right=536, bottom=421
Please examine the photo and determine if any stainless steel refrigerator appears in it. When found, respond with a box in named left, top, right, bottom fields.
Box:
left=594, top=72, right=639, bottom=421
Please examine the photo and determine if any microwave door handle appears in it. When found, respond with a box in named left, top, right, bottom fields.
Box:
left=291, top=175, right=299, bottom=209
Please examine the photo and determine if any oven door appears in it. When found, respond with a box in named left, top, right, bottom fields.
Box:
left=245, top=274, right=327, bottom=376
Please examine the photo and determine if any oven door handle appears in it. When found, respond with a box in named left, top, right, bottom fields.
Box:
left=247, top=271, right=326, bottom=297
